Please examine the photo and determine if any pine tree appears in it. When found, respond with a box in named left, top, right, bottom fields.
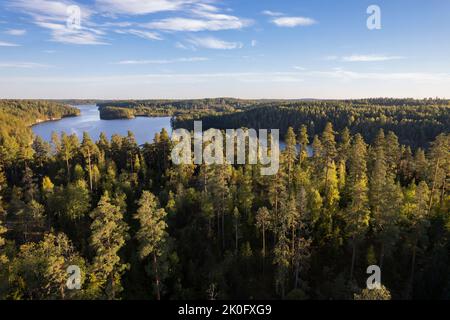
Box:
left=134, top=191, right=168, bottom=300
left=298, top=125, right=309, bottom=168
left=256, top=207, right=270, bottom=259
left=236, top=165, right=254, bottom=224
left=274, top=227, right=290, bottom=298
left=354, top=285, right=391, bottom=300
left=233, top=207, right=240, bottom=253
left=9, top=232, right=85, bottom=299
left=283, top=127, right=297, bottom=192
left=374, top=179, right=403, bottom=268
left=81, top=132, right=100, bottom=191
left=384, top=131, right=400, bottom=179
left=403, top=181, right=430, bottom=297
left=97, top=132, right=110, bottom=156
left=413, top=148, right=428, bottom=182
left=32, top=136, right=51, bottom=169
left=0, top=215, right=7, bottom=264
left=427, top=134, right=449, bottom=210
left=210, top=164, right=232, bottom=249
left=337, top=127, right=351, bottom=162
left=89, top=192, right=129, bottom=299
left=346, top=134, right=370, bottom=280
left=60, top=133, right=79, bottom=181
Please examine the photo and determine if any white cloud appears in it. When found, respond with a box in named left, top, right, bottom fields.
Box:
left=175, top=42, right=190, bottom=50
left=261, top=10, right=283, bottom=17
left=251, top=40, right=257, bottom=47
left=115, top=29, right=162, bottom=40
left=0, top=62, right=49, bottom=68
left=35, top=21, right=108, bottom=45
left=0, top=41, right=20, bottom=46
left=342, top=54, right=405, bottom=62
left=9, top=0, right=106, bottom=45
left=117, top=57, right=208, bottom=65
left=10, top=0, right=93, bottom=22
left=306, top=68, right=450, bottom=82
left=4, top=29, right=27, bottom=36
left=145, top=16, right=250, bottom=32
left=7, top=0, right=252, bottom=46
left=187, top=37, right=243, bottom=50
left=96, top=0, right=187, bottom=15
left=293, top=66, right=306, bottom=71
left=272, top=17, right=316, bottom=27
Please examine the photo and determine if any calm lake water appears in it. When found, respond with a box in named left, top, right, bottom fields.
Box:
left=32, top=104, right=312, bottom=154
left=32, top=105, right=172, bottom=145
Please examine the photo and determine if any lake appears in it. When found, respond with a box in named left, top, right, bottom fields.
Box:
left=32, top=104, right=312, bottom=155
left=32, top=105, right=172, bottom=145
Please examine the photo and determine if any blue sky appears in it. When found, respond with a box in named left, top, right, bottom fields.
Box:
left=1, top=0, right=450, bottom=99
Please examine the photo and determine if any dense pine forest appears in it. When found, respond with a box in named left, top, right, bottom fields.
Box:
left=173, top=98, right=450, bottom=148
left=0, top=99, right=449, bottom=300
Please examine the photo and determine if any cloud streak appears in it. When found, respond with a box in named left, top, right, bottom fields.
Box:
left=145, top=16, right=250, bottom=32
left=4, top=29, right=27, bottom=36
left=0, top=40, right=20, bottom=46
left=187, top=36, right=243, bottom=50
left=261, top=10, right=283, bottom=17
left=115, top=29, right=161, bottom=40
left=271, top=16, right=317, bottom=27
left=117, top=57, right=208, bottom=65
left=9, top=0, right=106, bottom=45
left=0, top=62, right=49, bottom=68
left=342, top=54, right=405, bottom=62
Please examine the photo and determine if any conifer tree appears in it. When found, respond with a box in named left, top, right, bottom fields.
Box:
left=81, top=132, right=100, bottom=191
left=256, top=207, right=270, bottom=259
left=298, top=125, right=309, bottom=168
left=89, top=192, right=129, bottom=299
left=0, top=215, right=7, bottom=264
left=134, top=191, right=168, bottom=300
left=427, top=134, right=449, bottom=210
left=346, top=134, right=370, bottom=280
left=403, top=181, right=430, bottom=297
left=283, top=127, right=297, bottom=192
left=60, top=133, right=79, bottom=181
left=233, top=207, right=240, bottom=253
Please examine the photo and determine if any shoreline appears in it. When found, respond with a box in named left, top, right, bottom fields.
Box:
left=31, top=113, right=80, bottom=127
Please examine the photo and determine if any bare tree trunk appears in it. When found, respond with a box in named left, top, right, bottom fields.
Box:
left=407, top=238, right=418, bottom=298
left=294, top=258, right=300, bottom=289
left=350, top=237, right=356, bottom=280
left=65, top=158, right=70, bottom=182
left=222, top=209, right=225, bottom=249
left=379, top=242, right=385, bottom=270
left=262, top=227, right=266, bottom=259
left=87, top=149, right=93, bottom=191
left=235, top=218, right=238, bottom=253
left=153, top=253, right=161, bottom=300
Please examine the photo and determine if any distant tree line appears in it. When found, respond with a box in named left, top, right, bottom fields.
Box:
left=173, top=99, right=450, bottom=149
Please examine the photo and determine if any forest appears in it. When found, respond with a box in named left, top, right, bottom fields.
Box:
left=0, top=99, right=449, bottom=300
left=97, top=98, right=254, bottom=119
left=173, top=98, right=450, bottom=149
